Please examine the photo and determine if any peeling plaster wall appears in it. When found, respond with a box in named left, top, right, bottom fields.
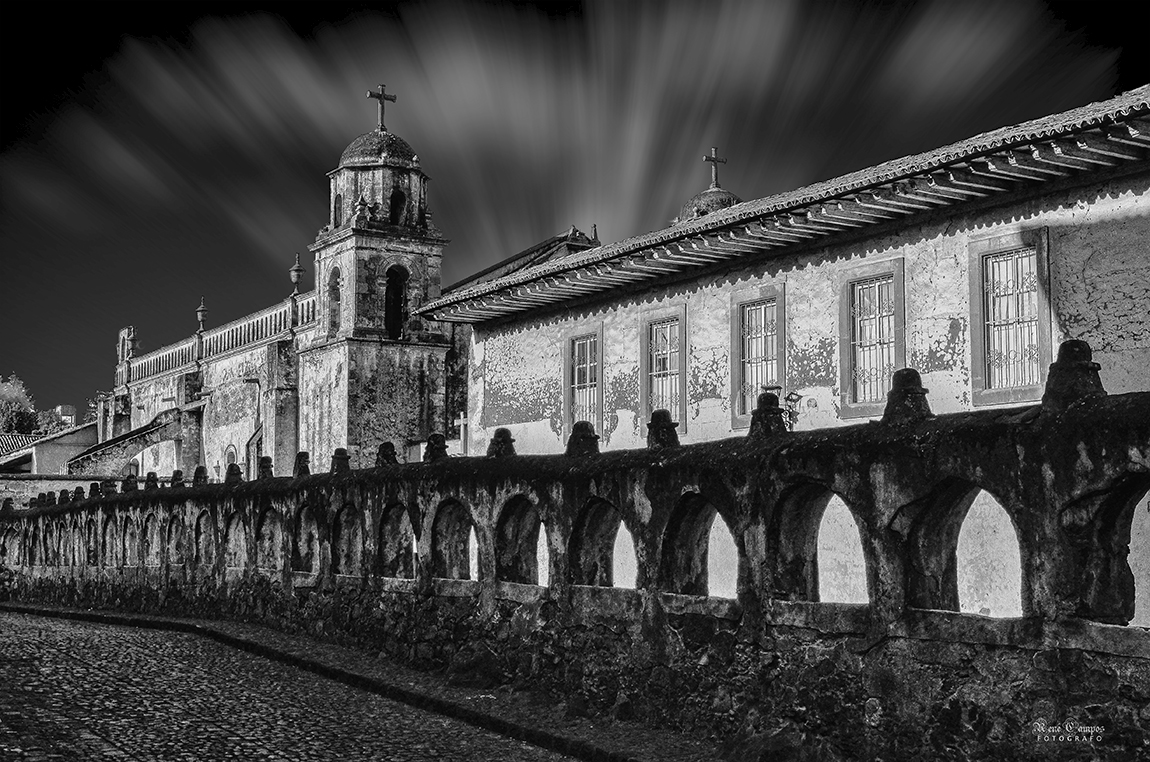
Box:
left=298, top=342, right=349, bottom=472
left=468, top=174, right=1149, bottom=453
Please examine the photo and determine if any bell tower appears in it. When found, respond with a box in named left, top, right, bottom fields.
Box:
left=301, top=85, right=452, bottom=467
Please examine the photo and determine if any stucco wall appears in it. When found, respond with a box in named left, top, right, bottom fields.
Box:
left=468, top=174, right=1150, bottom=455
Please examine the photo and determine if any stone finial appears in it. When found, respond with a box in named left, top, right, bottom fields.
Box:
left=1042, top=339, right=1106, bottom=413
left=565, top=421, right=600, bottom=457
left=58, top=489, right=71, bottom=504
left=646, top=409, right=680, bottom=450
left=258, top=456, right=274, bottom=480
left=224, top=463, right=244, bottom=486
left=170, top=470, right=185, bottom=489
left=192, top=466, right=209, bottom=487
left=486, top=428, right=517, bottom=458
left=423, top=433, right=449, bottom=463
left=376, top=442, right=399, bottom=467
left=330, top=448, right=352, bottom=474
left=101, top=479, right=118, bottom=496
left=881, top=368, right=934, bottom=425
left=748, top=392, right=789, bottom=439
left=0, top=497, right=12, bottom=515
left=73, top=486, right=86, bottom=501
left=144, top=472, right=160, bottom=490
left=293, top=451, right=311, bottom=478
left=89, top=482, right=101, bottom=498
left=43, top=491, right=56, bottom=506
left=121, top=474, right=139, bottom=493
left=28, top=496, right=39, bottom=509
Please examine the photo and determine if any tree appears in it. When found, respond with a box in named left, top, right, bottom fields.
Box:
left=35, top=409, right=70, bottom=436
left=0, top=375, right=37, bottom=435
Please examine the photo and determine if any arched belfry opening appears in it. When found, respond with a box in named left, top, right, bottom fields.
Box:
left=333, top=193, right=343, bottom=228
left=384, top=265, right=409, bottom=340
left=389, top=187, right=406, bottom=226
left=328, top=267, right=342, bottom=336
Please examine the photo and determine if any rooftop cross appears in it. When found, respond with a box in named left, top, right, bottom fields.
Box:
left=366, top=84, right=397, bottom=132
left=703, top=146, right=727, bottom=188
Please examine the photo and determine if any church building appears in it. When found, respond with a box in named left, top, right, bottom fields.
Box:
left=74, top=87, right=475, bottom=478
left=419, top=86, right=1150, bottom=454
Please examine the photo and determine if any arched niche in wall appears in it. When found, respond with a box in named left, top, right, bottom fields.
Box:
left=327, top=267, right=342, bottom=337
left=904, top=478, right=1018, bottom=614
left=101, top=517, right=116, bottom=567
left=769, top=482, right=869, bottom=603
left=255, top=505, right=283, bottom=574
left=956, top=491, right=1022, bottom=617
left=331, top=505, right=363, bottom=576
left=143, top=513, right=162, bottom=567
left=495, top=495, right=546, bottom=585
left=292, top=505, right=320, bottom=575
left=816, top=495, right=869, bottom=604
left=166, top=515, right=184, bottom=566
left=658, top=491, right=739, bottom=598
left=377, top=502, right=415, bottom=579
left=86, top=518, right=97, bottom=566
left=224, top=513, right=247, bottom=572
left=389, top=187, right=406, bottom=226
left=384, top=265, right=409, bottom=340
left=194, top=511, right=216, bottom=568
left=432, top=499, right=475, bottom=580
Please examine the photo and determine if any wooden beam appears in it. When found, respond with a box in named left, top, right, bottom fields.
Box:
left=972, top=156, right=1048, bottom=182
left=1074, top=133, right=1144, bottom=161
left=728, top=230, right=780, bottom=249
left=892, top=182, right=956, bottom=206
left=1030, top=143, right=1093, bottom=171
left=704, top=234, right=759, bottom=254
left=745, top=222, right=808, bottom=243
left=831, top=200, right=896, bottom=221
left=860, top=189, right=933, bottom=212
left=943, top=169, right=1014, bottom=194
left=1049, top=140, right=1118, bottom=167
left=1103, top=120, right=1150, bottom=148
left=783, top=213, right=840, bottom=234
left=812, top=206, right=867, bottom=227
left=1007, top=149, right=1069, bottom=177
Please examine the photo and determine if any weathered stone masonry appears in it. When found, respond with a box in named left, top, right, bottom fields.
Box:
left=3, top=344, right=1148, bottom=760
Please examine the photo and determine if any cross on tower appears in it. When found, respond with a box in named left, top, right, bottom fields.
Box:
left=703, top=146, right=726, bottom=188
left=366, top=84, right=397, bottom=132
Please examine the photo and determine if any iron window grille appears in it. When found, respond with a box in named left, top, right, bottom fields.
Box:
left=647, top=319, right=681, bottom=419
left=849, top=275, right=896, bottom=404
left=570, top=334, right=599, bottom=427
left=982, top=247, right=1041, bottom=390
left=738, top=300, right=779, bottom=415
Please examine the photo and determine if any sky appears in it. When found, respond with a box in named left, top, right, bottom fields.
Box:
left=0, top=0, right=1145, bottom=416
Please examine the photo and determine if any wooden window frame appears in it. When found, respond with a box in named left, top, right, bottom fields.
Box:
left=729, top=283, right=786, bottom=430
left=838, top=258, right=905, bottom=420
left=561, top=322, right=605, bottom=440
left=639, top=304, right=688, bottom=433
left=968, top=228, right=1051, bottom=407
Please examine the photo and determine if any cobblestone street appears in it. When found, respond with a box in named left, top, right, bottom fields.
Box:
left=0, top=612, right=574, bottom=761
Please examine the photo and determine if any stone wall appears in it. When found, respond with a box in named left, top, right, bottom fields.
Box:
left=3, top=344, right=1148, bottom=760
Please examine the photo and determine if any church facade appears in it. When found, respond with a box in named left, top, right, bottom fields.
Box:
left=76, top=91, right=471, bottom=478
left=420, top=87, right=1150, bottom=455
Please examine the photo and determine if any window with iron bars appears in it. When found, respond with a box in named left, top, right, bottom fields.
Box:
left=738, top=299, right=778, bottom=415
left=647, top=319, right=680, bottom=419
left=570, top=334, right=598, bottom=426
left=982, top=247, right=1041, bottom=389
left=849, top=275, right=896, bottom=404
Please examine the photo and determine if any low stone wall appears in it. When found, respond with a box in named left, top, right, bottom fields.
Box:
left=2, top=343, right=1148, bottom=759
left=0, top=473, right=117, bottom=511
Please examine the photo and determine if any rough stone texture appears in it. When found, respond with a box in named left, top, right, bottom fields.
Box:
left=3, top=377, right=1148, bottom=760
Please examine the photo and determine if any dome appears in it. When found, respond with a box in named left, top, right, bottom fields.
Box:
left=339, top=129, right=418, bottom=168
left=676, top=185, right=742, bottom=224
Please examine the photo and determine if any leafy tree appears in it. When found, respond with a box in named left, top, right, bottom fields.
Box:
left=35, top=409, right=70, bottom=436
left=0, top=375, right=37, bottom=435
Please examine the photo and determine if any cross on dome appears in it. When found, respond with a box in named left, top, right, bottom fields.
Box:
left=703, top=146, right=727, bottom=188
left=366, top=84, right=397, bottom=132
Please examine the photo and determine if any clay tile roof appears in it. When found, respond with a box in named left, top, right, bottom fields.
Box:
left=0, top=433, right=39, bottom=458
left=421, top=84, right=1150, bottom=319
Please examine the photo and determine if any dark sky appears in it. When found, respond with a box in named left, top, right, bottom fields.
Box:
left=1, top=0, right=1145, bottom=416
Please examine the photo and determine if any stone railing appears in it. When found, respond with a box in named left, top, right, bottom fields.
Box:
left=122, top=291, right=317, bottom=384
left=3, top=340, right=1148, bottom=758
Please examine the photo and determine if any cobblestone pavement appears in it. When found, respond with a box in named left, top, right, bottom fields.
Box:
left=0, top=612, right=574, bottom=762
